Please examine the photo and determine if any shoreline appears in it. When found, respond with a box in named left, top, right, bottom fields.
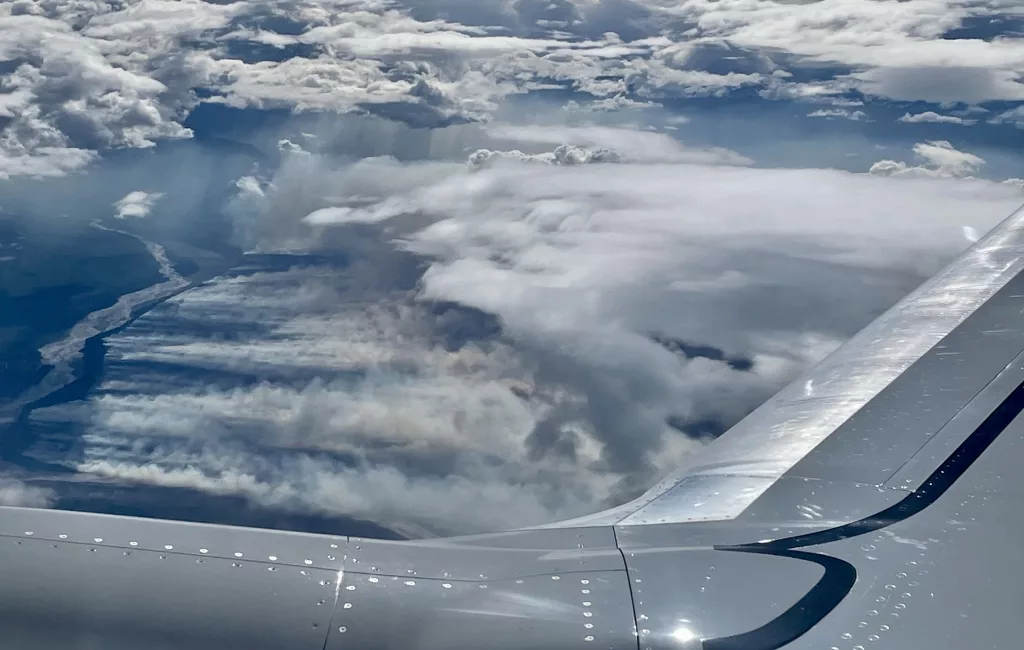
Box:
left=1, top=222, right=236, bottom=470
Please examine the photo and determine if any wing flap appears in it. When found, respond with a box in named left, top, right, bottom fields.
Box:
left=887, top=346, right=1024, bottom=491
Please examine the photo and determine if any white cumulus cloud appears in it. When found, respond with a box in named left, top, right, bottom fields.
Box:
left=898, top=111, right=975, bottom=126
left=808, top=108, right=868, bottom=121
left=3, top=0, right=1022, bottom=179
left=114, top=190, right=164, bottom=218
left=870, top=140, right=989, bottom=179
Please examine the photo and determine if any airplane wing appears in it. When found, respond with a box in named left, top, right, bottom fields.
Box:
left=2, top=203, right=1024, bottom=649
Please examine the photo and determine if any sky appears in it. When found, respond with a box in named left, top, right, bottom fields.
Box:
left=0, top=0, right=1023, bottom=537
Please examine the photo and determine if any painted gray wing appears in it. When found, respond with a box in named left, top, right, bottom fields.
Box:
left=1, top=203, right=1023, bottom=650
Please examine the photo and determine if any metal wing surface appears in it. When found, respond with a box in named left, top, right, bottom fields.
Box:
left=1, top=203, right=1023, bottom=649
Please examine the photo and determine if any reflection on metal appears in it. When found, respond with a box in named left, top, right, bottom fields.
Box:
left=617, top=475, right=775, bottom=526
left=671, top=627, right=700, bottom=648
left=322, top=568, right=636, bottom=650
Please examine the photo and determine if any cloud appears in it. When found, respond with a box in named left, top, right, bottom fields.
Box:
left=483, top=124, right=754, bottom=165
left=807, top=108, right=868, bottom=121
left=869, top=140, right=989, bottom=179
left=0, top=478, right=55, bottom=508
left=4, top=0, right=1024, bottom=536
left=395, top=152, right=1019, bottom=364
left=0, top=143, right=96, bottom=180
left=42, top=263, right=650, bottom=537
left=653, top=39, right=777, bottom=77
left=898, top=111, right=975, bottom=126
left=459, top=124, right=755, bottom=172
left=563, top=95, right=661, bottom=112
left=623, top=58, right=765, bottom=99
left=850, top=66, right=1024, bottom=104
left=45, top=129, right=1024, bottom=536
left=225, top=148, right=456, bottom=250
left=114, top=190, right=164, bottom=219
left=991, top=106, right=1024, bottom=128
left=5, top=0, right=1022, bottom=179
left=466, top=144, right=621, bottom=169
left=0, top=1, right=231, bottom=176
left=673, top=0, right=1024, bottom=103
